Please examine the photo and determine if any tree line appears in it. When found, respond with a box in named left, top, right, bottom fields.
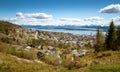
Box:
left=95, top=20, right=120, bottom=52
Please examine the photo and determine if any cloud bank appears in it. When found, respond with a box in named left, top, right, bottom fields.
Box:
left=0, top=12, right=107, bottom=26
left=113, top=16, right=120, bottom=22
left=99, top=4, right=120, bottom=13
left=60, top=18, right=82, bottom=22
left=16, top=12, right=53, bottom=19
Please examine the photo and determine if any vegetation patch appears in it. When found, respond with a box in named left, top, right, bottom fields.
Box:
left=87, top=65, right=120, bottom=72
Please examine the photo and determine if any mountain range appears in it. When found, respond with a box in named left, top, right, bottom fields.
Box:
left=21, top=25, right=109, bottom=31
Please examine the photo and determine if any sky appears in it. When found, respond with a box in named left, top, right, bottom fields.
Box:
left=0, top=0, right=120, bottom=26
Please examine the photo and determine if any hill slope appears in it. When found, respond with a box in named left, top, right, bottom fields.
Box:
left=0, top=21, right=21, bottom=34
left=0, top=52, right=75, bottom=72
left=0, top=21, right=120, bottom=72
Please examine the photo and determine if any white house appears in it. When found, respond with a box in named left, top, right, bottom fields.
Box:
left=79, top=50, right=87, bottom=56
left=25, top=46, right=31, bottom=49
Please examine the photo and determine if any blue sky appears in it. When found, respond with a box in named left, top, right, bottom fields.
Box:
left=0, top=0, right=120, bottom=26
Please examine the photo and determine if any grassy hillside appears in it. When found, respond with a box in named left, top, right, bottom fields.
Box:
left=0, top=21, right=21, bottom=34
left=0, top=41, right=120, bottom=72
left=0, top=21, right=120, bottom=72
left=0, top=21, right=24, bottom=45
left=0, top=41, right=76, bottom=72
left=0, top=49, right=120, bottom=72
left=86, top=64, right=120, bottom=72
left=0, top=52, right=76, bottom=72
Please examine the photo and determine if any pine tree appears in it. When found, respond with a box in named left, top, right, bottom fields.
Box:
left=105, top=21, right=116, bottom=50
left=116, top=26, right=120, bottom=50
left=94, top=28, right=105, bottom=52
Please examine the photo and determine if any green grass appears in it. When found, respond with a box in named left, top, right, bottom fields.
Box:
left=86, top=65, right=120, bottom=72
left=0, top=42, right=37, bottom=60
left=1, top=41, right=120, bottom=72
left=0, top=52, right=77, bottom=72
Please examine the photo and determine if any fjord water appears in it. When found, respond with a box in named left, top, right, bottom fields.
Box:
left=22, top=25, right=107, bottom=35
left=37, top=29, right=97, bottom=35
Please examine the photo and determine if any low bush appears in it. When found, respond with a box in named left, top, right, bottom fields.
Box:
left=0, top=42, right=37, bottom=60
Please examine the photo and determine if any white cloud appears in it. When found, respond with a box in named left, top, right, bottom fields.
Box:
left=16, top=12, right=53, bottom=19
left=84, top=16, right=104, bottom=21
left=112, top=16, right=120, bottom=22
left=29, top=18, right=38, bottom=22
left=58, top=17, right=104, bottom=26
left=0, top=12, right=108, bottom=26
left=59, top=18, right=85, bottom=26
left=16, top=12, right=25, bottom=18
left=84, top=16, right=104, bottom=25
left=60, top=18, right=82, bottom=22
left=99, top=4, right=120, bottom=13
left=0, top=16, right=105, bottom=26
left=0, top=12, right=53, bottom=25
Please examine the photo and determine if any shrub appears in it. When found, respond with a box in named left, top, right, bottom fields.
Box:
left=0, top=42, right=37, bottom=60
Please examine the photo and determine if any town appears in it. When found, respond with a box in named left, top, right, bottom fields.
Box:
left=1, top=21, right=120, bottom=72
left=8, top=26, right=96, bottom=65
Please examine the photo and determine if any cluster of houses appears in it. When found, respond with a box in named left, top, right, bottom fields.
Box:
left=10, top=28, right=95, bottom=64
left=10, top=28, right=95, bottom=49
left=37, top=31, right=95, bottom=48
left=36, top=44, right=87, bottom=64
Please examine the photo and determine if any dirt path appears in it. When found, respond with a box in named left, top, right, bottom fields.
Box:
left=11, top=55, right=45, bottom=64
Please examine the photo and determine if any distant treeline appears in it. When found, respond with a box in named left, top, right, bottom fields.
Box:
left=95, top=21, right=120, bottom=52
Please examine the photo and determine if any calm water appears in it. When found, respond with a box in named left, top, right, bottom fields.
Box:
left=37, top=29, right=99, bottom=35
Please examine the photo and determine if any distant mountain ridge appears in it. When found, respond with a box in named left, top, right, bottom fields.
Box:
left=22, top=25, right=108, bottom=31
